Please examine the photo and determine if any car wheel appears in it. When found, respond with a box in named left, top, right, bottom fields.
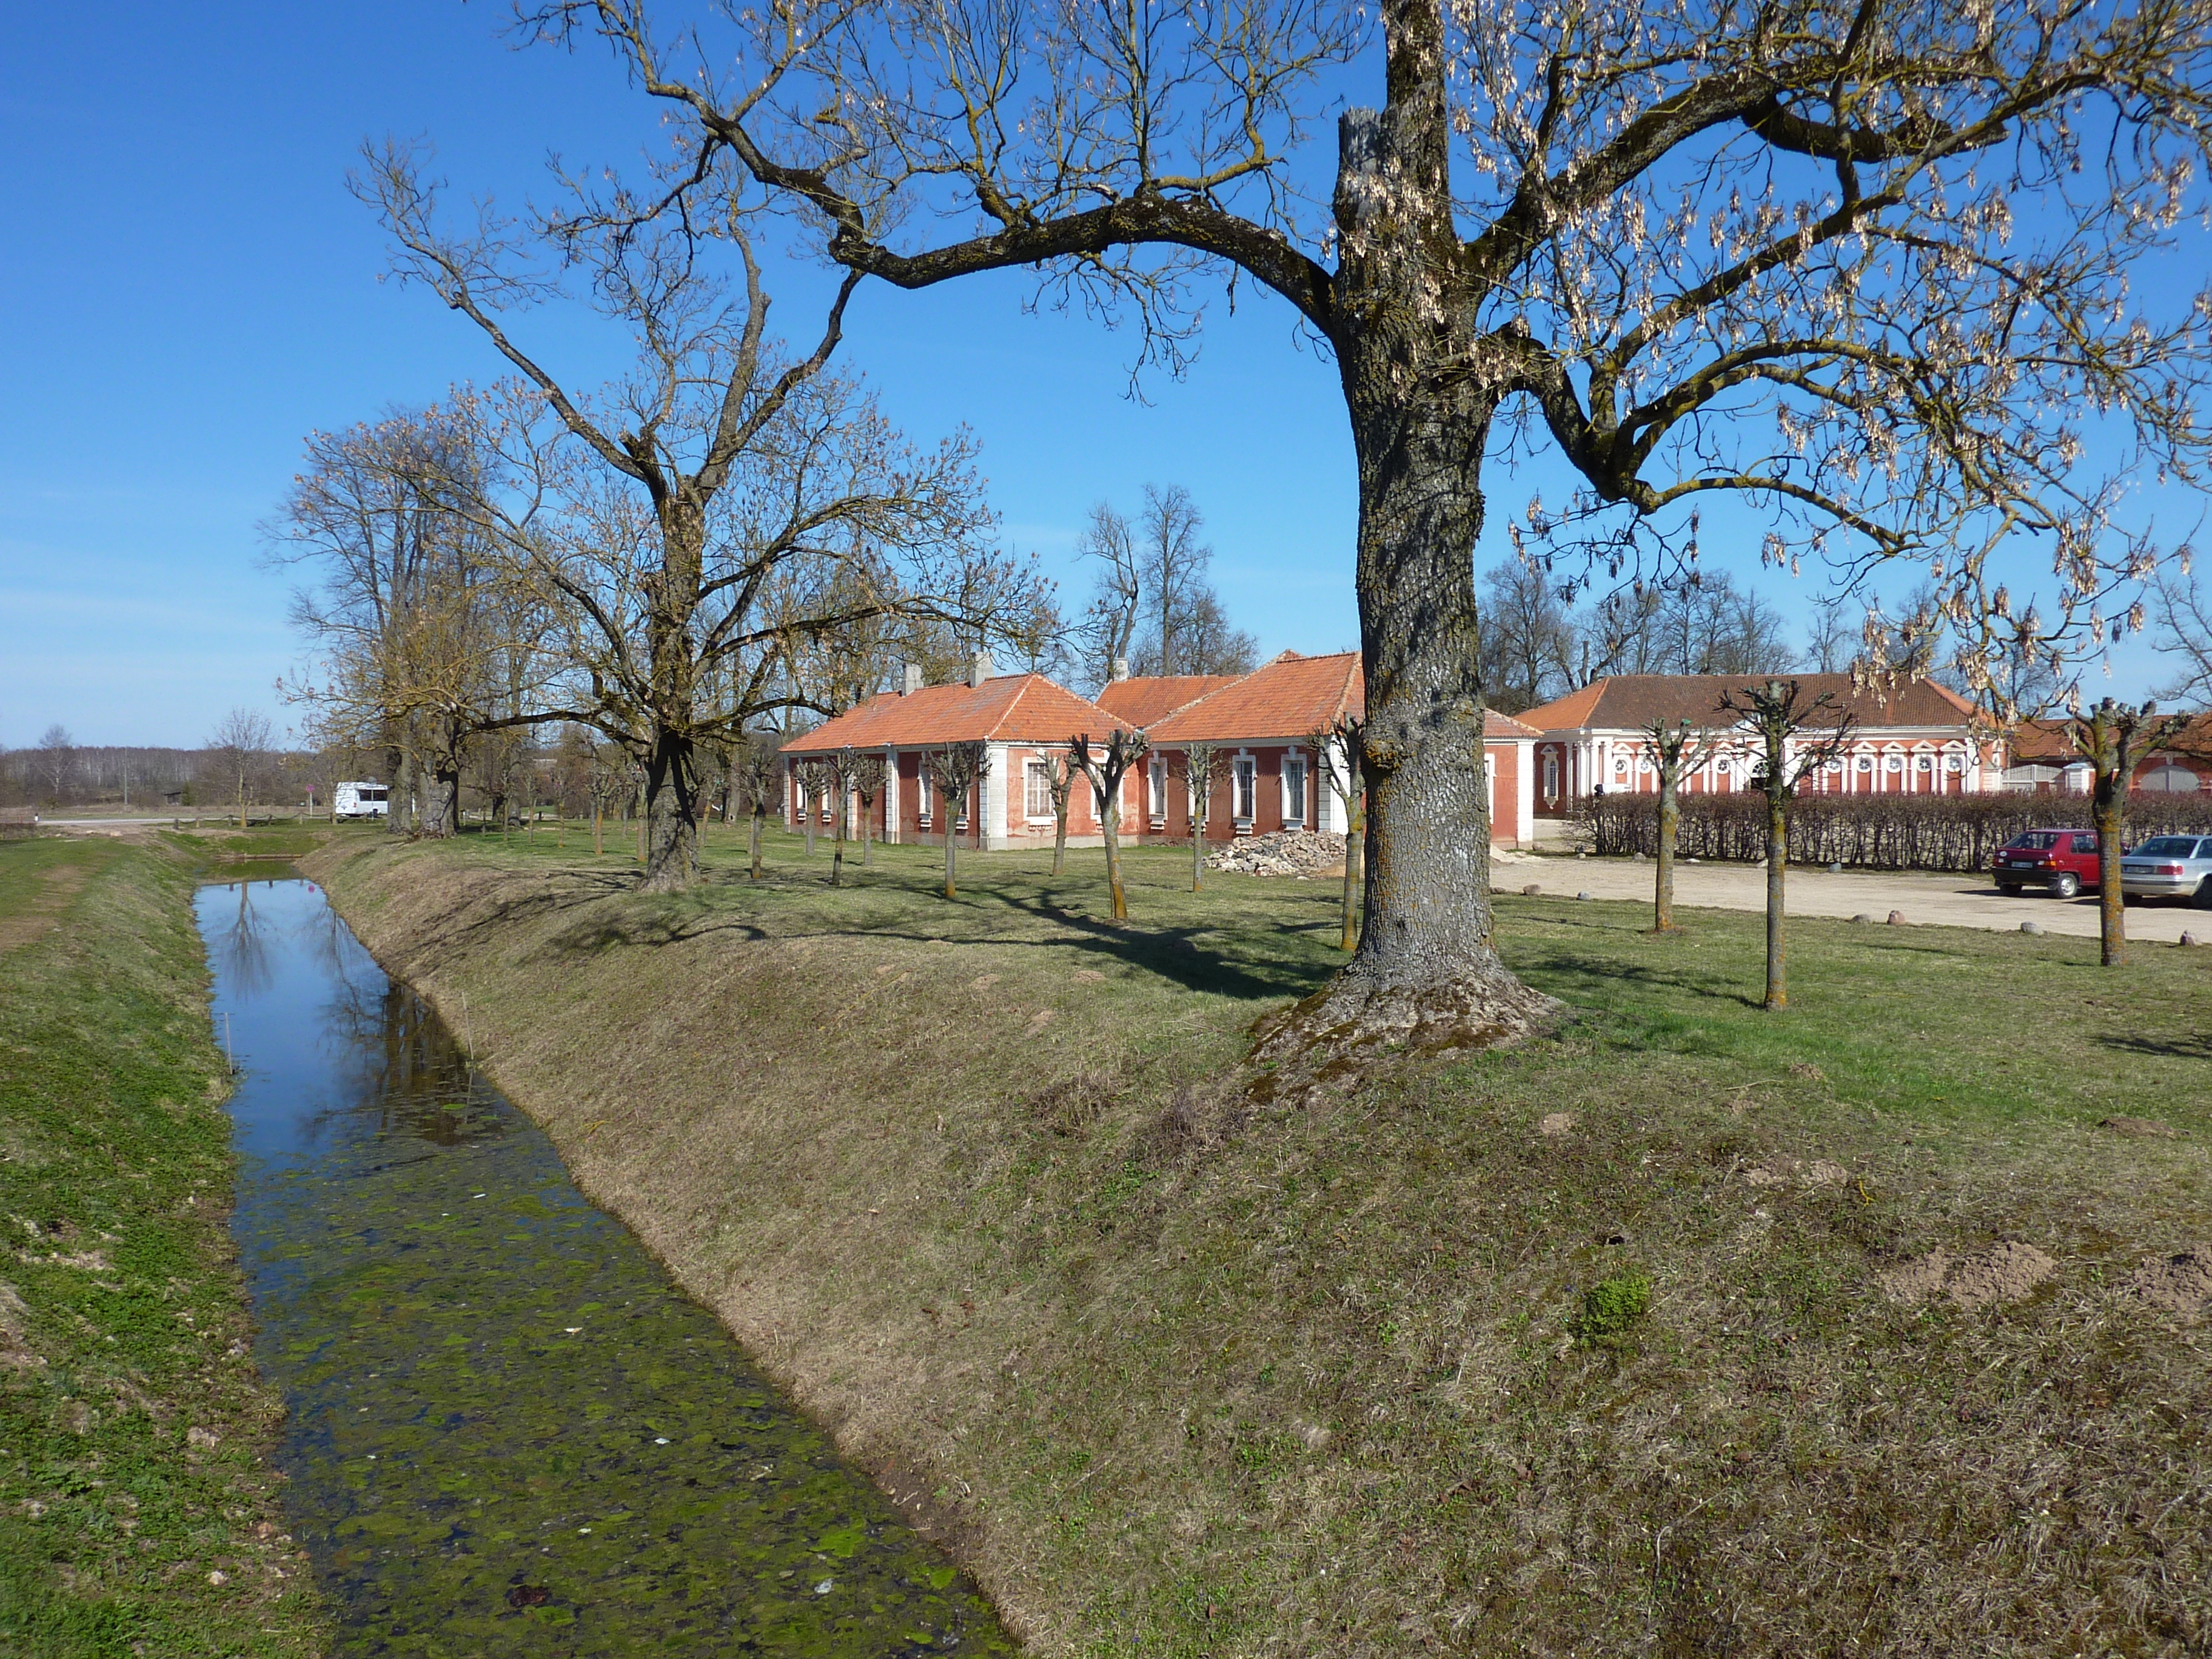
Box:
left=2049, top=873, right=2081, bottom=899
left=1996, top=882, right=2022, bottom=896
left=2196, top=878, right=2212, bottom=911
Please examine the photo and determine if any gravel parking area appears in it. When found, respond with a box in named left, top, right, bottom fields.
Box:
left=1492, top=850, right=2212, bottom=944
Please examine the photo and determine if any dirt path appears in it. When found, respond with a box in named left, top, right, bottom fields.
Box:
left=1489, top=850, right=2211, bottom=943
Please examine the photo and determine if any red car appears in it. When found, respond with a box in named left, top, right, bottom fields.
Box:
left=1993, top=828, right=2101, bottom=898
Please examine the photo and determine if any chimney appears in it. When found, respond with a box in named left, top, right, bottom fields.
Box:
left=968, top=649, right=993, bottom=689
left=1111, top=656, right=1130, bottom=683
left=902, top=662, right=924, bottom=695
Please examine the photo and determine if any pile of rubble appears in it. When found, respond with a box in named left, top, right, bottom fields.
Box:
left=1205, top=830, right=1347, bottom=877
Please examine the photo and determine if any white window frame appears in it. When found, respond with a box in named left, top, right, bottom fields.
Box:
left=915, top=766, right=933, bottom=824
left=1232, top=753, right=1257, bottom=825
left=1282, top=754, right=1307, bottom=827
left=1024, top=759, right=1053, bottom=821
left=1149, top=755, right=1167, bottom=827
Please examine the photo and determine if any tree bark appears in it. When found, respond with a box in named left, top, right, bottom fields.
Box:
left=831, top=782, right=846, bottom=887
left=1764, top=791, right=1788, bottom=1010
left=1102, top=797, right=1128, bottom=920
left=593, top=805, right=605, bottom=858
left=2092, top=773, right=2128, bottom=968
left=943, top=822, right=958, bottom=899
left=1340, top=806, right=1362, bottom=953
left=1052, top=805, right=1068, bottom=875
left=749, top=802, right=765, bottom=879
left=642, top=725, right=700, bottom=891
left=1192, top=822, right=1204, bottom=892
left=417, top=761, right=460, bottom=839
left=1654, top=774, right=1680, bottom=932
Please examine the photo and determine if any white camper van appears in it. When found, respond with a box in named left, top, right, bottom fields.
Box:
left=333, top=782, right=391, bottom=820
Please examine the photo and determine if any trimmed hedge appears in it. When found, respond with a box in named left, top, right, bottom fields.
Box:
left=1572, top=789, right=2212, bottom=872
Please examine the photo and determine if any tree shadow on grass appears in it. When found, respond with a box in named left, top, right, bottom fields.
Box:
left=1515, top=950, right=1764, bottom=1011
left=2097, top=1031, right=2212, bottom=1062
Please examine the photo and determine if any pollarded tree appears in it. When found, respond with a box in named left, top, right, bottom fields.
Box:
left=1716, top=680, right=1857, bottom=1010
left=848, top=749, right=887, bottom=867
left=2067, top=697, right=2190, bottom=966
left=1638, top=717, right=1724, bottom=933
left=790, top=756, right=827, bottom=858
left=1069, top=729, right=1148, bottom=921
left=1310, top=716, right=1366, bottom=953
left=923, top=741, right=990, bottom=898
left=1180, top=742, right=1228, bottom=893
left=731, top=737, right=780, bottom=878
left=1031, top=750, right=1079, bottom=876
left=529, top=0, right=2212, bottom=1056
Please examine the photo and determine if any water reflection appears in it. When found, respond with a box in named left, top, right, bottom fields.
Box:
left=199, top=879, right=1013, bottom=1657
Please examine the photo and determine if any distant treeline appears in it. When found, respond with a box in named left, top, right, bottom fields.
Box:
left=1575, top=790, right=2212, bottom=873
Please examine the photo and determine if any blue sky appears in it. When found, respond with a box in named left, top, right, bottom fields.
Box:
left=0, top=2, right=2185, bottom=748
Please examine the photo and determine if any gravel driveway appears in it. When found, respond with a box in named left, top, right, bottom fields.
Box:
left=1491, top=850, right=2212, bottom=945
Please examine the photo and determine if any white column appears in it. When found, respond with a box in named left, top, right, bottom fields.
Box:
left=1516, top=739, right=1535, bottom=847
left=984, top=743, right=1011, bottom=850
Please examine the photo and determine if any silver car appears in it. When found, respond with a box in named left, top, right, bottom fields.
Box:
left=2119, top=834, right=2212, bottom=906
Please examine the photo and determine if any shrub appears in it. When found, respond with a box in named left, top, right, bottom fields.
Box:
left=1573, top=790, right=2212, bottom=872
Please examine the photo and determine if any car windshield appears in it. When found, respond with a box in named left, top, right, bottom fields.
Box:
left=2133, top=836, right=2203, bottom=857
left=2007, top=832, right=2062, bottom=850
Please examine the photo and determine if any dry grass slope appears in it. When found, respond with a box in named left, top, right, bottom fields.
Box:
left=307, top=826, right=2212, bottom=1658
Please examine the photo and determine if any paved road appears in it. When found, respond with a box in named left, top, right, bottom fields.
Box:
left=1492, top=851, right=2212, bottom=945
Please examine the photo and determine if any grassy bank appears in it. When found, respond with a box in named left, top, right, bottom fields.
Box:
left=0, top=833, right=324, bottom=1657
left=309, top=824, right=2212, bottom=1657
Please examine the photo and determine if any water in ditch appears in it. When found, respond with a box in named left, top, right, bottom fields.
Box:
left=198, top=876, right=1015, bottom=1656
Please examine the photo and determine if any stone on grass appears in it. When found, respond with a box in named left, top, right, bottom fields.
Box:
left=1204, top=830, right=1346, bottom=877
left=1886, top=910, right=1907, bottom=925
left=1521, top=883, right=1542, bottom=897
left=2020, top=920, right=2042, bottom=935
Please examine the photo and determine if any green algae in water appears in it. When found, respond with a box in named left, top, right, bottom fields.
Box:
left=201, top=877, right=1017, bottom=1656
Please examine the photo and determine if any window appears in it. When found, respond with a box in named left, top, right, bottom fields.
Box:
left=916, top=773, right=932, bottom=822
left=2072, top=834, right=2099, bottom=855
left=1857, top=757, right=1874, bottom=772
left=1543, top=753, right=1560, bottom=799
left=2136, top=836, right=2203, bottom=856
left=1025, top=760, right=1053, bottom=819
left=1233, top=756, right=1257, bottom=822
left=1149, top=756, right=1167, bottom=822
left=1284, top=756, right=1307, bottom=825
left=1887, top=756, right=1904, bottom=773
left=2141, top=765, right=2204, bottom=793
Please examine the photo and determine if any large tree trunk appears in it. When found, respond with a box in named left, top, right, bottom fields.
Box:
left=1255, top=76, right=1557, bottom=1064
left=417, top=762, right=460, bottom=839
left=642, top=726, right=700, bottom=892
left=1258, top=365, right=1555, bottom=1059
left=1654, top=774, right=1680, bottom=932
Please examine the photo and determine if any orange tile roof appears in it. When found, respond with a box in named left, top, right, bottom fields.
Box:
left=2011, top=711, right=2212, bottom=762
left=1148, top=651, right=1364, bottom=743
left=1521, top=673, right=1979, bottom=734
left=782, top=674, right=1130, bottom=752
left=1094, top=674, right=1242, bottom=728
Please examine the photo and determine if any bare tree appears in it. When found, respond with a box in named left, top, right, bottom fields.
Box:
left=1068, top=729, right=1147, bottom=920
left=790, top=756, right=826, bottom=858
left=1312, top=716, right=1366, bottom=952
left=1125, top=485, right=1259, bottom=679
left=1027, top=750, right=1079, bottom=876
left=1180, top=742, right=1228, bottom=893
left=731, top=737, right=779, bottom=878
left=1478, top=558, right=1574, bottom=712
left=1072, top=501, right=1144, bottom=692
left=526, top=0, right=2212, bottom=1057
left=923, top=742, right=990, bottom=898
left=1638, top=719, right=1724, bottom=934
left=2068, top=699, right=2191, bottom=967
left=1715, top=681, right=1857, bottom=1010
left=1805, top=598, right=1858, bottom=675
left=2150, top=565, right=2212, bottom=709
left=358, top=143, right=1027, bottom=893
left=33, top=725, right=73, bottom=806
left=848, top=749, right=886, bottom=867
left=206, top=709, right=275, bottom=830
left=268, top=407, right=521, bottom=839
